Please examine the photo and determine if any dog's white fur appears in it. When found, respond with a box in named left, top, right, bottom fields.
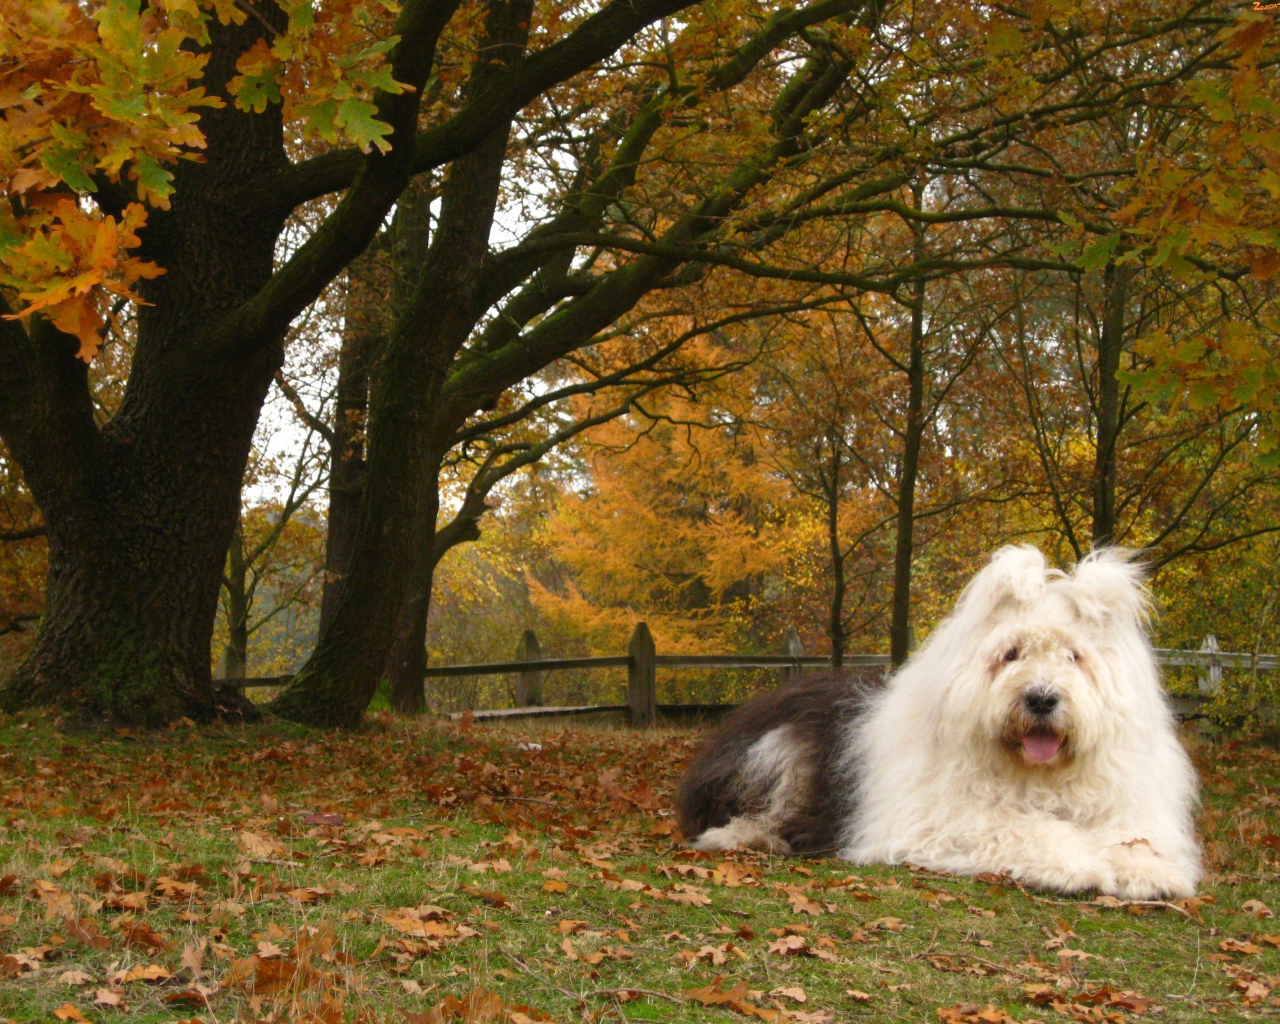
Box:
left=842, top=546, right=1199, bottom=897
left=692, top=546, right=1201, bottom=899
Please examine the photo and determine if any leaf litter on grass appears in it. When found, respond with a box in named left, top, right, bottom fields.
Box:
left=0, top=712, right=1277, bottom=1022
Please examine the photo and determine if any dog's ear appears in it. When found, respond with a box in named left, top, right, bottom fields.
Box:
left=955, top=545, right=1048, bottom=619
left=1068, top=547, right=1150, bottom=632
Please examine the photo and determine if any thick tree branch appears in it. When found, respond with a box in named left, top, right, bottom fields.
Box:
left=0, top=306, right=103, bottom=520
left=0, top=525, right=46, bottom=543
left=218, top=0, right=463, bottom=360
left=0, top=613, right=38, bottom=638
left=260, top=0, right=705, bottom=214
left=480, top=230, right=1078, bottom=293
left=452, top=298, right=845, bottom=447
left=274, top=371, right=336, bottom=447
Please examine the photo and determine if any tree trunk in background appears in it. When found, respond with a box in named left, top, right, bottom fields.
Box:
left=826, top=442, right=846, bottom=669
left=219, top=523, right=250, bottom=679
left=889, top=274, right=926, bottom=668
left=0, top=10, right=285, bottom=725
left=269, top=1, right=532, bottom=727
left=319, top=283, right=375, bottom=633
left=1091, top=261, right=1130, bottom=548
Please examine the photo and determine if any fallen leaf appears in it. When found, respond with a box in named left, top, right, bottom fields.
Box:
left=117, top=921, right=167, bottom=951
left=121, top=964, right=170, bottom=983
left=1056, top=948, right=1100, bottom=961
left=94, top=988, right=126, bottom=1008
left=53, top=1004, right=86, bottom=1021
left=65, top=917, right=112, bottom=949
left=781, top=886, right=824, bottom=915
left=668, top=888, right=712, bottom=907
left=163, top=990, right=211, bottom=1008
left=239, top=832, right=279, bottom=858
left=180, top=939, right=206, bottom=978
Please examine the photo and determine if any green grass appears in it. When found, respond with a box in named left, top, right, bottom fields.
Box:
left=0, top=711, right=1277, bottom=1023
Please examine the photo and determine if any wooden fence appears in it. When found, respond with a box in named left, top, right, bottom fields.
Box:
left=228, top=626, right=1268, bottom=726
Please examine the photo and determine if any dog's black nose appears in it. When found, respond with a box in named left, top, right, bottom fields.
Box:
left=1024, top=689, right=1059, bottom=717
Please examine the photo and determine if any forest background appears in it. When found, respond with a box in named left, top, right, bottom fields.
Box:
left=3, top=0, right=1280, bottom=723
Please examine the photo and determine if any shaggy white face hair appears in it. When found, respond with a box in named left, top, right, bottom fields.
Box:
left=840, top=546, right=1201, bottom=899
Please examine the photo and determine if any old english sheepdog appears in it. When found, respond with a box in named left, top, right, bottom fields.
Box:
left=677, top=546, right=1201, bottom=899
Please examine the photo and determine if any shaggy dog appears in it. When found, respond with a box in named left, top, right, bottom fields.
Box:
left=677, top=547, right=1201, bottom=899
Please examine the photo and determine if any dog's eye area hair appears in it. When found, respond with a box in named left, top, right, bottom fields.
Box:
left=1002, top=646, right=1019, bottom=663
left=1067, top=649, right=1078, bottom=662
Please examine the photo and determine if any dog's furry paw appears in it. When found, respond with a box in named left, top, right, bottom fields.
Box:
left=690, top=818, right=793, bottom=854
left=1104, top=840, right=1194, bottom=900
left=1018, top=858, right=1118, bottom=897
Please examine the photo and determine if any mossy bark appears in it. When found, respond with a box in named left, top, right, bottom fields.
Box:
left=0, top=8, right=286, bottom=726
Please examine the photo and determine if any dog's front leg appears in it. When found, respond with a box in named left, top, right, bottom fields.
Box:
left=916, top=818, right=1121, bottom=896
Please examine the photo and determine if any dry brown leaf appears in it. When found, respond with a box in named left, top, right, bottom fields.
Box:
left=117, top=920, right=167, bottom=951
left=121, top=964, right=170, bottom=983
left=668, top=887, right=712, bottom=906
left=94, top=988, right=126, bottom=1008
left=238, top=831, right=278, bottom=858
left=1056, top=947, right=1099, bottom=961
left=180, top=939, right=206, bottom=978
left=65, top=916, right=112, bottom=949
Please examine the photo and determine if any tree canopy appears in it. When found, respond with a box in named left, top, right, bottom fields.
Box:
left=1, top=0, right=1279, bottom=725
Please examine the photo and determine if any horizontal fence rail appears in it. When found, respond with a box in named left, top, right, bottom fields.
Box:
left=424, top=655, right=632, bottom=678
left=1153, top=649, right=1279, bottom=671
left=223, top=628, right=1264, bottom=726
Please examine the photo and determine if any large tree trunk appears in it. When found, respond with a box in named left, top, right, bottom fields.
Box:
left=381, top=180, right=438, bottom=717
left=0, top=9, right=287, bottom=725
left=1091, top=261, right=1130, bottom=548
left=1, top=331, right=281, bottom=724
left=319, top=285, right=376, bottom=633
left=386, top=547, right=439, bottom=715
left=889, top=275, right=926, bottom=668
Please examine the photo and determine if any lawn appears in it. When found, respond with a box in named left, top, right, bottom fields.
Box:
left=0, top=711, right=1278, bottom=1023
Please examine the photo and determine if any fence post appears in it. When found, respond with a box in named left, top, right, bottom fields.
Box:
left=780, top=625, right=804, bottom=686
left=628, top=622, right=656, bottom=728
left=515, top=629, right=544, bottom=707
left=1198, top=634, right=1221, bottom=694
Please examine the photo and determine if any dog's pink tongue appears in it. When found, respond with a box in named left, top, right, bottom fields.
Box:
left=1023, top=732, right=1061, bottom=762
